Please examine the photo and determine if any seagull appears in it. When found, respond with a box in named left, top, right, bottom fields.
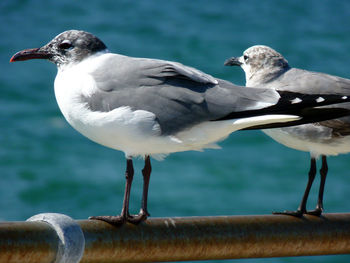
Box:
left=10, top=31, right=350, bottom=225
left=225, top=45, right=350, bottom=217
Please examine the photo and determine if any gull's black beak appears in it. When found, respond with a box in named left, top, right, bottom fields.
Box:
left=224, top=57, right=242, bottom=66
left=10, top=48, right=52, bottom=62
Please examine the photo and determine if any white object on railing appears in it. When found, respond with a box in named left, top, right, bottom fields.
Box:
left=27, top=213, right=85, bottom=263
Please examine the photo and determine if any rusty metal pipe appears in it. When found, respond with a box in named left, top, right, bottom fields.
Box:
left=0, top=221, right=59, bottom=263
left=1, top=213, right=350, bottom=263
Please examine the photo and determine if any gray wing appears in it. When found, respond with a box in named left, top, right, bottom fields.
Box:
left=267, top=68, right=350, bottom=96
left=90, top=54, right=218, bottom=91
left=85, top=54, right=281, bottom=134
left=265, top=67, right=350, bottom=126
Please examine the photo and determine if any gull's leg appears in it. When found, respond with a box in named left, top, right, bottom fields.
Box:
left=273, top=158, right=316, bottom=217
left=128, top=155, right=151, bottom=224
left=307, top=155, right=327, bottom=216
left=89, top=158, right=134, bottom=225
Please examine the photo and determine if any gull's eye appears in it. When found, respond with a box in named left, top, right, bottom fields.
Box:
left=58, top=40, right=73, bottom=50
left=243, top=55, right=249, bottom=61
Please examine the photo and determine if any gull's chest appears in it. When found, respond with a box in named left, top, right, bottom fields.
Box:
left=54, top=68, right=93, bottom=121
left=53, top=68, right=166, bottom=156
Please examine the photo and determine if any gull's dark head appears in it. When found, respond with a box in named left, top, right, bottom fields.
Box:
left=225, top=45, right=290, bottom=85
left=10, top=30, right=108, bottom=68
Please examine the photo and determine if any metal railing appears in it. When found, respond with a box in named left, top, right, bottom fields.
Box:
left=1, top=213, right=350, bottom=263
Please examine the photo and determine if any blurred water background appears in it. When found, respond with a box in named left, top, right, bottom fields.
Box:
left=1, top=1, right=350, bottom=262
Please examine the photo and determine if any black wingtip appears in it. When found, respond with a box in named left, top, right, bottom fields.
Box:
left=212, top=91, right=350, bottom=122
left=277, top=91, right=350, bottom=108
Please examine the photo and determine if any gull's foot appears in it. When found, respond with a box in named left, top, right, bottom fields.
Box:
left=89, top=215, right=126, bottom=226
left=272, top=209, right=304, bottom=217
left=127, top=209, right=150, bottom=224
left=89, top=210, right=150, bottom=226
left=305, top=208, right=323, bottom=216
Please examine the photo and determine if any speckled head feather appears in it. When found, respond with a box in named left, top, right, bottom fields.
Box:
left=243, top=45, right=289, bottom=70
left=240, top=45, right=290, bottom=86
left=40, top=30, right=108, bottom=67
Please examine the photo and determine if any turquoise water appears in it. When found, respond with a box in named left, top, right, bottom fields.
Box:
left=1, top=0, right=350, bottom=262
